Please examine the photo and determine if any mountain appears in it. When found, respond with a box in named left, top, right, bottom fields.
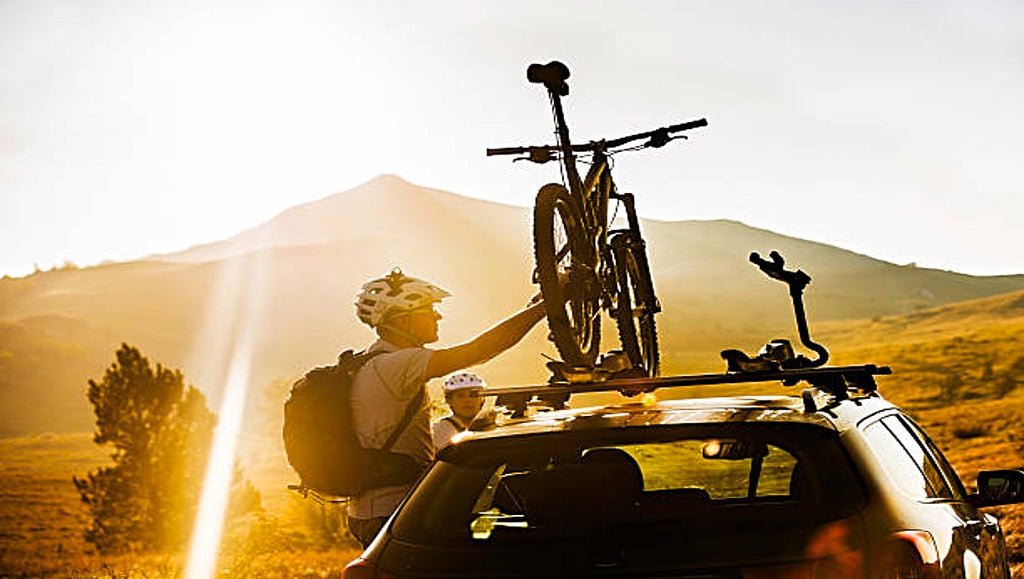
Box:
left=1, top=174, right=1022, bottom=436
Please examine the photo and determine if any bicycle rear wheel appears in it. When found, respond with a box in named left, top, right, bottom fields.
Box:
left=533, top=183, right=600, bottom=366
left=610, top=233, right=660, bottom=377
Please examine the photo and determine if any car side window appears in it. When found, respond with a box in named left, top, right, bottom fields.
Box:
left=881, top=416, right=955, bottom=500
left=898, top=415, right=968, bottom=500
left=862, top=420, right=935, bottom=500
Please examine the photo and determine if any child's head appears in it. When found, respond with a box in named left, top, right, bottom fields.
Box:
left=443, top=372, right=486, bottom=421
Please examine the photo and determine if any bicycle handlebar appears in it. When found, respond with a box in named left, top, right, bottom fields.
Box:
left=487, top=117, right=708, bottom=158
left=605, top=118, right=708, bottom=149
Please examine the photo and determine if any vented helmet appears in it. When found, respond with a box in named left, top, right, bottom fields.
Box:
left=443, top=372, right=487, bottom=393
left=355, top=267, right=450, bottom=328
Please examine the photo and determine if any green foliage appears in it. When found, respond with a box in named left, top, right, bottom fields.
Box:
left=72, top=343, right=259, bottom=553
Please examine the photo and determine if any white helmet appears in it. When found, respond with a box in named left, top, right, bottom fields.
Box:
left=355, top=267, right=450, bottom=328
left=443, top=372, right=486, bottom=393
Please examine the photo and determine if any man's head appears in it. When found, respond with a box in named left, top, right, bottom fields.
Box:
left=443, top=372, right=486, bottom=421
left=355, top=268, right=450, bottom=346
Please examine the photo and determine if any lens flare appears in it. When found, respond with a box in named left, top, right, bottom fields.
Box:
left=185, top=251, right=269, bottom=579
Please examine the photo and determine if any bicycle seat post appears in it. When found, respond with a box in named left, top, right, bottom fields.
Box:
left=527, top=61, right=583, bottom=196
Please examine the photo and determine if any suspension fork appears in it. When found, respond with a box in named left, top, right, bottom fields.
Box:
left=608, top=190, right=662, bottom=314
left=609, top=187, right=642, bottom=235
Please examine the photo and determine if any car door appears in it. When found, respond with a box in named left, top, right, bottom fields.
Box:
left=897, top=414, right=1007, bottom=578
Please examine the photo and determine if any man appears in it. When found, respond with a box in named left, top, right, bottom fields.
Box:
left=432, top=372, right=489, bottom=449
left=346, top=267, right=545, bottom=548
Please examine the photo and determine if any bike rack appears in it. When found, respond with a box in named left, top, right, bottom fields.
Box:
left=483, top=363, right=891, bottom=418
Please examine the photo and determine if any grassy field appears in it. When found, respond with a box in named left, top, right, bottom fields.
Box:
left=3, top=396, right=1022, bottom=577
left=0, top=433, right=362, bottom=577
left=3, top=290, right=1024, bottom=577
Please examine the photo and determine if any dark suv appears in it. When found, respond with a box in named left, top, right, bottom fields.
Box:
left=344, top=365, right=1024, bottom=578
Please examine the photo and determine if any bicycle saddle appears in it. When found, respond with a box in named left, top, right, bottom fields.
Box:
left=527, top=61, right=570, bottom=95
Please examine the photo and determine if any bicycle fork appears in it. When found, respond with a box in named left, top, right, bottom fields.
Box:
left=608, top=191, right=661, bottom=315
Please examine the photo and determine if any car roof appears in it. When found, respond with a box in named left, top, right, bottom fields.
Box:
left=457, top=392, right=898, bottom=444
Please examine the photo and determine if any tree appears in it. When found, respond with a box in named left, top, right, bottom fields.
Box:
left=73, top=343, right=259, bottom=552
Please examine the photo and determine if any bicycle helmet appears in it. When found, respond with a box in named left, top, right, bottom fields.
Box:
left=355, top=267, right=450, bottom=328
left=443, top=372, right=487, bottom=393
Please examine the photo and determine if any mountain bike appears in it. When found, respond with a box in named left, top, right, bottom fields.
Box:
left=488, top=61, right=707, bottom=377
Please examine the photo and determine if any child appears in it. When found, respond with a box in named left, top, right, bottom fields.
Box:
left=432, top=372, right=488, bottom=449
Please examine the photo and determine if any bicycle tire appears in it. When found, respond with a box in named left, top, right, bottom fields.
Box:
left=611, top=233, right=660, bottom=377
left=533, top=183, right=601, bottom=366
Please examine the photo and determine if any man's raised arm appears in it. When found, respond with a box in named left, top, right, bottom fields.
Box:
left=426, top=299, right=546, bottom=380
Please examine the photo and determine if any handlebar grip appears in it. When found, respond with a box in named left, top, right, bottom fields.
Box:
left=667, top=118, right=708, bottom=133
left=486, top=147, right=528, bottom=156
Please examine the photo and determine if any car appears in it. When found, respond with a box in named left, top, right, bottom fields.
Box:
left=343, top=363, right=1024, bottom=578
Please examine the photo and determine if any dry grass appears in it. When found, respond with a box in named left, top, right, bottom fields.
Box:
left=4, top=291, right=1024, bottom=576
left=0, top=433, right=361, bottom=577
left=5, top=395, right=1024, bottom=577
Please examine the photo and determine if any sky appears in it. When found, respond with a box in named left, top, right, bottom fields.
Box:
left=1, top=0, right=1022, bottom=278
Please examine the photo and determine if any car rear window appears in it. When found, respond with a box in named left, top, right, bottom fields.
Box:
left=392, top=423, right=864, bottom=546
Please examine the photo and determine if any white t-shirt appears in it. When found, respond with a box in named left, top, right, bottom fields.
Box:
left=346, top=339, right=434, bottom=519
left=431, top=415, right=469, bottom=450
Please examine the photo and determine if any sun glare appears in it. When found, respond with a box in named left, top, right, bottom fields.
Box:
left=185, top=251, right=269, bottom=579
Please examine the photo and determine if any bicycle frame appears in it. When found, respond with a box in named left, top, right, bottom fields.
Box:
left=546, top=88, right=651, bottom=312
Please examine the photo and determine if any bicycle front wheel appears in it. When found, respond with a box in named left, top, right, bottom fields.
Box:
left=533, top=183, right=600, bottom=366
left=610, top=233, right=660, bottom=377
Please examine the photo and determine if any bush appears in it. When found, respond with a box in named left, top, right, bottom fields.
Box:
left=72, top=343, right=259, bottom=552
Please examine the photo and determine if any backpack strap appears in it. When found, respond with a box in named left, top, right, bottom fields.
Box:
left=337, top=349, right=386, bottom=372
left=341, top=348, right=425, bottom=453
left=382, top=387, right=424, bottom=452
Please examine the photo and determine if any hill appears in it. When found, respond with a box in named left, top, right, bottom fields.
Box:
left=820, top=288, right=1024, bottom=407
left=1, top=174, right=1023, bottom=436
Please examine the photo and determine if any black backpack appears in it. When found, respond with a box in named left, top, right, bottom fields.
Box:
left=283, top=349, right=424, bottom=496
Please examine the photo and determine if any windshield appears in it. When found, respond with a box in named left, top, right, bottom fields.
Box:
left=392, top=423, right=864, bottom=547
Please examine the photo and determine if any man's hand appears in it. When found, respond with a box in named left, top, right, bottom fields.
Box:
left=527, top=290, right=543, bottom=306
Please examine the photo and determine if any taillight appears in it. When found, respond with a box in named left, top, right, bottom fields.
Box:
left=881, top=530, right=940, bottom=579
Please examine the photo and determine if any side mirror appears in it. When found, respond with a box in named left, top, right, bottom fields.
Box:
left=972, top=469, right=1024, bottom=507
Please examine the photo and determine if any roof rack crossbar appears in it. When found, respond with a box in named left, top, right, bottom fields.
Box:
left=479, top=364, right=888, bottom=416
left=481, top=364, right=891, bottom=402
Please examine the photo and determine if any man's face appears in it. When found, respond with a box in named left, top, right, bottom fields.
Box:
left=405, top=304, right=441, bottom=344
left=448, top=389, right=484, bottom=421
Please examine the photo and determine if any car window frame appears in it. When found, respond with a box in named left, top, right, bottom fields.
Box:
left=861, top=415, right=937, bottom=500
left=860, top=410, right=968, bottom=503
left=880, top=414, right=955, bottom=500
left=896, top=413, right=969, bottom=501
